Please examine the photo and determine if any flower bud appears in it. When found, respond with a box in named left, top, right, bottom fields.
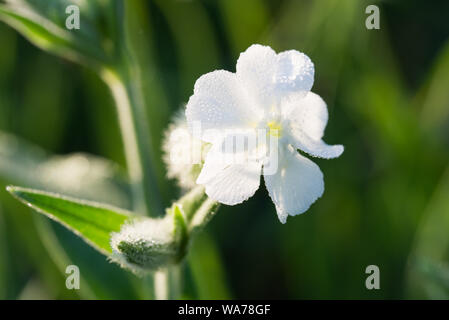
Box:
left=162, top=108, right=210, bottom=190
left=110, top=205, right=187, bottom=273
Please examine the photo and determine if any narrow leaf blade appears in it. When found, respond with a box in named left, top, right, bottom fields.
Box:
left=7, top=186, right=132, bottom=255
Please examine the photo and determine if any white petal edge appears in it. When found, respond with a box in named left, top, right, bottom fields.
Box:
left=186, top=70, right=262, bottom=143
left=291, top=133, right=344, bottom=159
left=275, top=50, right=314, bottom=95
left=285, top=92, right=344, bottom=159
left=197, top=143, right=262, bottom=206
left=264, top=149, right=324, bottom=224
left=236, top=44, right=278, bottom=110
left=284, top=92, right=328, bottom=140
left=236, top=45, right=316, bottom=111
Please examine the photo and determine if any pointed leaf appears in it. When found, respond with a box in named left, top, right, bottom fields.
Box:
left=7, top=186, right=132, bottom=255
left=172, top=204, right=188, bottom=261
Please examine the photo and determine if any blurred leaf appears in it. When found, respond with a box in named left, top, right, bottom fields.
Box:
left=17, top=277, right=52, bottom=300
left=7, top=186, right=131, bottom=255
left=407, top=165, right=449, bottom=298
left=188, top=231, right=231, bottom=299
left=0, top=130, right=131, bottom=208
left=0, top=189, right=80, bottom=299
left=33, top=215, right=97, bottom=299
left=418, top=40, right=449, bottom=140
left=0, top=131, right=137, bottom=299
left=0, top=1, right=110, bottom=69
left=411, top=257, right=449, bottom=299
left=121, top=0, right=171, bottom=206
left=10, top=0, right=120, bottom=44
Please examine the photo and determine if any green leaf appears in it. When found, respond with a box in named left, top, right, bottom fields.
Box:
left=0, top=1, right=115, bottom=69
left=418, top=40, right=449, bottom=139
left=172, top=204, right=188, bottom=261
left=0, top=6, right=106, bottom=68
left=7, top=186, right=132, bottom=255
left=0, top=130, right=131, bottom=208
left=170, top=186, right=219, bottom=235
left=122, top=0, right=170, bottom=199
left=0, top=131, right=138, bottom=298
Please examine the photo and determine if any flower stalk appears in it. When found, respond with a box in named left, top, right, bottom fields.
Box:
left=154, top=266, right=181, bottom=300
left=102, top=67, right=178, bottom=299
left=101, top=67, right=162, bottom=217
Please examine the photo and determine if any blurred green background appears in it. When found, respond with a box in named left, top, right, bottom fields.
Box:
left=1, top=0, right=449, bottom=299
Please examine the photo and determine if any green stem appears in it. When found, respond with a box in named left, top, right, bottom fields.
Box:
left=154, top=266, right=181, bottom=300
left=102, top=63, right=175, bottom=299
left=103, top=66, right=171, bottom=299
left=101, top=68, right=162, bottom=217
left=105, top=0, right=172, bottom=299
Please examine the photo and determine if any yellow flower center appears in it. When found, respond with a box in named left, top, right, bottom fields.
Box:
left=267, top=121, right=282, bottom=137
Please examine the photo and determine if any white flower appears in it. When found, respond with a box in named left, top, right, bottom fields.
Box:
left=185, top=44, right=343, bottom=223
left=162, top=109, right=210, bottom=190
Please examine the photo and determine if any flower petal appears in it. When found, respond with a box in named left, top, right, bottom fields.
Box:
left=291, top=133, right=344, bottom=159
left=197, top=143, right=262, bottom=205
left=237, top=44, right=315, bottom=110
left=285, top=92, right=344, bottom=159
left=186, top=70, right=262, bottom=143
left=263, top=149, right=324, bottom=223
left=275, top=50, right=314, bottom=96
left=236, top=44, right=278, bottom=109
left=284, top=92, right=327, bottom=139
